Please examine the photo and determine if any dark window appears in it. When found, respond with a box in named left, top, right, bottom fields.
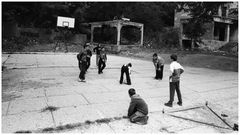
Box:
left=222, top=7, right=227, bottom=17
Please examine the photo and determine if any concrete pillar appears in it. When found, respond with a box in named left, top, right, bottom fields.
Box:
left=179, top=23, right=183, bottom=50
left=211, top=22, right=215, bottom=40
left=226, top=8, right=229, bottom=17
left=117, top=23, right=122, bottom=45
left=225, top=24, right=230, bottom=42
left=140, top=25, right=144, bottom=46
left=90, top=26, right=94, bottom=44
left=191, top=39, right=194, bottom=50
left=218, top=5, right=222, bottom=16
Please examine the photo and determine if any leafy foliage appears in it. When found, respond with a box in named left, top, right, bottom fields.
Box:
left=2, top=2, right=177, bottom=32
left=181, top=2, right=229, bottom=40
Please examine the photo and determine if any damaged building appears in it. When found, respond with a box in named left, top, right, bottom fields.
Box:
left=174, top=3, right=238, bottom=50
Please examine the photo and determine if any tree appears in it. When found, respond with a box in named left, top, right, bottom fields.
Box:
left=181, top=2, right=229, bottom=50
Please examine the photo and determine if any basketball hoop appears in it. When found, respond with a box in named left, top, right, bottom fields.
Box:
left=57, top=16, right=75, bottom=28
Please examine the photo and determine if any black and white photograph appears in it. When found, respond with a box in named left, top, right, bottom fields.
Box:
left=2, top=1, right=238, bottom=133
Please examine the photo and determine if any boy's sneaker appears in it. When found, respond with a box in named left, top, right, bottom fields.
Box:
left=164, top=102, right=173, bottom=107
left=177, top=102, right=182, bottom=106
left=78, top=79, right=86, bottom=82
left=78, top=78, right=81, bottom=82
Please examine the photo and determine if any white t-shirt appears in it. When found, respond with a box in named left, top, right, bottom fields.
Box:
left=169, top=61, right=184, bottom=82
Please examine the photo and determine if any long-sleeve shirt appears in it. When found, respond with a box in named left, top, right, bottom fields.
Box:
left=86, top=49, right=92, bottom=58
left=93, top=46, right=101, bottom=55
left=123, top=64, right=131, bottom=75
left=128, top=94, right=148, bottom=117
left=100, top=52, right=107, bottom=62
left=169, top=61, right=184, bottom=82
left=153, top=56, right=165, bottom=70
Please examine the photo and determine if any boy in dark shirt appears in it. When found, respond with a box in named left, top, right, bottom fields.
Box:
left=152, top=53, right=165, bottom=80
left=85, top=43, right=92, bottom=71
left=93, top=44, right=101, bottom=66
left=98, top=47, right=107, bottom=74
left=128, top=88, right=149, bottom=125
left=120, top=63, right=132, bottom=85
left=77, top=49, right=88, bottom=82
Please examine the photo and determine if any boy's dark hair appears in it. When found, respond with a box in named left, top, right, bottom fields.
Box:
left=153, top=53, right=157, bottom=57
left=128, top=63, right=132, bottom=67
left=170, top=54, right=177, bottom=61
left=128, top=88, right=136, bottom=97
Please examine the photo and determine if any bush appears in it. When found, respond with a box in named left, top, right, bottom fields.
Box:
left=143, top=28, right=180, bottom=49
left=2, top=36, right=38, bottom=52
left=161, top=27, right=180, bottom=48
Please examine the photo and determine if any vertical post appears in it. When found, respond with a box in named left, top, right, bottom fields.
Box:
left=140, top=25, right=144, bottom=46
left=179, top=23, right=183, bottom=50
left=191, top=39, right=194, bottom=51
left=117, top=23, right=122, bottom=46
left=212, top=22, right=215, bottom=40
left=226, top=7, right=229, bottom=17
left=226, top=24, right=230, bottom=42
left=90, top=26, right=94, bottom=44
left=218, top=5, right=222, bottom=16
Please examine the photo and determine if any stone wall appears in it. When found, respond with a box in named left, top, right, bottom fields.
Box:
left=230, top=24, right=238, bottom=42
left=10, top=27, right=87, bottom=44
left=199, top=39, right=227, bottom=51
left=201, top=22, right=215, bottom=40
left=2, top=22, right=18, bottom=38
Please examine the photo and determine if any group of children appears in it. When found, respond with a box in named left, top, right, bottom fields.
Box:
left=77, top=43, right=184, bottom=125
left=127, top=54, right=184, bottom=125
left=77, top=43, right=107, bottom=82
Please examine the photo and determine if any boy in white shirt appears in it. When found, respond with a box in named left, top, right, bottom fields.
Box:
left=165, top=54, right=184, bottom=107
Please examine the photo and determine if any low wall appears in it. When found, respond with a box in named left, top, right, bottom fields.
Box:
left=199, top=40, right=227, bottom=51
left=91, top=43, right=141, bottom=53
left=14, top=27, right=87, bottom=44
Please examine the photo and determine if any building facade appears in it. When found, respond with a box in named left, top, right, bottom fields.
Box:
left=174, top=3, right=238, bottom=50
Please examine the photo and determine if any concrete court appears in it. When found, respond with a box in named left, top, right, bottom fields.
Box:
left=1, top=53, right=238, bottom=133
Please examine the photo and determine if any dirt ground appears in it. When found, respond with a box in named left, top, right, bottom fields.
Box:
left=118, top=48, right=238, bottom=72
left=4, top=43, right=238, bottom=72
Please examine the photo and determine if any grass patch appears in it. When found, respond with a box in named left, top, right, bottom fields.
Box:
left=41, top=106, right=59, bottom=112
left=2, top=66, right=6, bottom=71
left=42, top=127, right=54, bottom=132
left=95, top=118, right=112, bottom=124
left=65, top=124, right=75, bottom=129
left=15, top=130, right=32, bottom=133
left=40, top=116, right=128, bottom=133
left=85, top=120, right=95, bottom=125
left=113, top=117, right=123, bottom=120
left=56, top=125, right=65, bottom=130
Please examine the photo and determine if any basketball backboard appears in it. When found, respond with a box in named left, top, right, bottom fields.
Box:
left=57, top=16, right=75, bottom=28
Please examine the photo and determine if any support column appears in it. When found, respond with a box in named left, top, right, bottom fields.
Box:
left=179, top=23, right=183, bottom=50
left=212, top=22, right=215, bottom=40
left=218, top=5, right=222, bottom=16
left=117, top=23, right=122, bottom=45
left=90, top=26, right=94, bottom=44
left=140, top=25, right=144, bottom=46
left=225, top=24, right=230, bottom=42
left=191, top=39, right=194, bottom=50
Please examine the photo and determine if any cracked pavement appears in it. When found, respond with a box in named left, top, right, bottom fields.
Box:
left=2, top=53, right=238, bottom=133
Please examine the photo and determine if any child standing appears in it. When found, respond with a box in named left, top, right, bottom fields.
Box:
left=164, top=54, right=184, bottom=107
left=98, top=47, right=107, bottom=74
left=152, top=53, right=165, bottom=80
left=77, top=48, right=88, bottom=82
left=120, top=63, right=132, bottom=85
left=85, top=43, right=92, bottom=71
left=93, top=44, right=101, bottom=66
